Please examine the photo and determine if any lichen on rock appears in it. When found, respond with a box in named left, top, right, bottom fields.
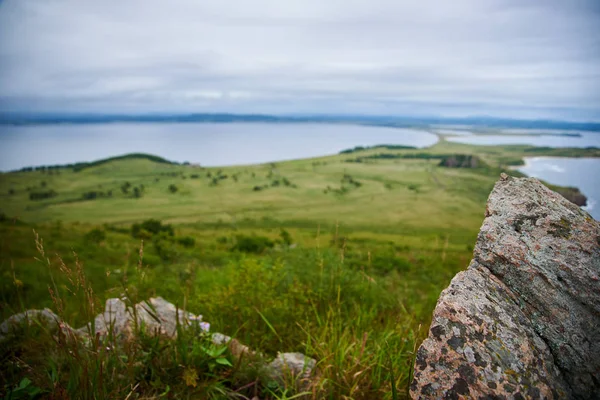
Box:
left=411, top=174, right=600, bottom=399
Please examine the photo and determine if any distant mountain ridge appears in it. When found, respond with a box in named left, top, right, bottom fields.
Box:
left=1, top=112, right=599, bottom=131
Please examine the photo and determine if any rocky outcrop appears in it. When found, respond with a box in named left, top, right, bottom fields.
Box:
left=411, top=174, right=600, bottom=399
left=1, top=297, right=317, bottom=392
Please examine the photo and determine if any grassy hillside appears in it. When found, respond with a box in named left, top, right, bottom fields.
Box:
left=0, top=141, right=598, bottom=399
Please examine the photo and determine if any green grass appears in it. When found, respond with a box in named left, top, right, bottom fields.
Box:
left=0, top=141, right=597, bottom=399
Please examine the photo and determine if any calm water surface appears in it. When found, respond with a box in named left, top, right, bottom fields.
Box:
left=518, top=157, right=600, bottom=220
left=448, top=131, right=600, bottom=147
left=0, top=123, right=438, bottom=171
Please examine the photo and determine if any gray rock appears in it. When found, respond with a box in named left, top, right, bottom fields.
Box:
left=268, top=352, right=317, bottom=390
left=0, top=309, right=79, bottom=342
left=86, top=297, right=209, bottom=339
left=134, top=297, right=206, bottom=337
left=85, top=297, right=130, bottom=337
left=411, top=174, right=600, bottom=399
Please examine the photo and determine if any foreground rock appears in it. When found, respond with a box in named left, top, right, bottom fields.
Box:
left=1, top=297, right=317, bottom=391
left=0, top=309, right=81, bottom=342
left=87, top=297, right=209, bottom=339
left=411, top=174, right=600, bottom=399
left=268, top=352, right=317, bottom=390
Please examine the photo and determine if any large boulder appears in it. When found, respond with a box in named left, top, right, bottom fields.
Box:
left=411, top=174, right=600, bottom=399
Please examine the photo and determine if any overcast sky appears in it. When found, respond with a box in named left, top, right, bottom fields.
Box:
left=0, top=0, right=599, bottom=120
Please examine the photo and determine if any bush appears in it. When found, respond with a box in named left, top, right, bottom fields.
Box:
left=29, top=190, right=57, bottom=201
left=121, top=181, right=131, bottom=194
left=177, top=236, right=196, bottom=248
left=84, top=228, right=106, bottom=244
left=82, top=191, right=105, bottom=200
left=168, top=184, right=178, bottom=193
left=232, top=234, right=274, bottom=254
left=279, top=229, right=293, bottom=246
left=132, top=219, right=174, bottom=238
left=154, top=234, right=178, bottom=262
left=342, top=174, right=362, bottom=187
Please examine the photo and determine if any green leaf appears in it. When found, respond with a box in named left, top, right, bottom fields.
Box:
left=254, top=307, right=282, bottom=343
left=207, top=345, right=227, bottom=358
left=159, top=384, right=171, bottom=397
left=27, top=387, right=43, bottom=396
left=215, top=357, right=232, bottom=367
left=18, top=378, right=32, bottom=389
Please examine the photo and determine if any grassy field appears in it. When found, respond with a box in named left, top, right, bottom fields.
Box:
left=0, top=138, right=598, bottom=399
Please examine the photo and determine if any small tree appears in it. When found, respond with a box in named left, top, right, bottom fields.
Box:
left=121, top=181, right=131, bottom=194
left=168, top=184, right=178, bottom=194
left=280, top=229, right=293, bottom=246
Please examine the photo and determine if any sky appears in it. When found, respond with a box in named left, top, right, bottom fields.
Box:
left=0, top=0, right=599, bottom=120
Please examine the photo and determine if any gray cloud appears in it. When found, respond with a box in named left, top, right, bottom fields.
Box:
left=0, top=0, right=599, bottom=119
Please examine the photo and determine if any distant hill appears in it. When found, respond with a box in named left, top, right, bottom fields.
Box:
left=14, top=153, right=177, bottom=173
left=1, top=112, right=599, bottom=131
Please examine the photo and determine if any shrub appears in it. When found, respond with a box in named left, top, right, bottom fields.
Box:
left=29, top=190, right=57, bottom=201
left=279, top=229, right=293, bottom=246
left=168, top=184, right=178, bottom=193
left=177, top=236, right=196, bottom=248
left=84, top=228, right=106, bottom=244
left=154, top=234, right=178, bottom=262
left=232, top=234, right=274, bottom=254
left=82, top=191, right=104, bottom=200
left=342, top=174, right=362, bottom=187
left=132, top=219, right=174, bottom=238
left=121, top=181, right=131, bottom=194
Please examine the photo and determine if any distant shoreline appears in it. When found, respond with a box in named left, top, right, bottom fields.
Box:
left=1, top=113, right=599, bottom=131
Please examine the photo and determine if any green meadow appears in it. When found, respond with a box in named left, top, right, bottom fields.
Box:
left=1, top=138, right=598, bottom=399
